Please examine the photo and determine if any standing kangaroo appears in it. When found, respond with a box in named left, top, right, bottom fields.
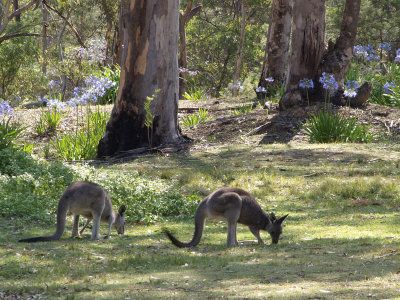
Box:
left=19, top=181, right=126, bottom=243
left=164, top=187, right=288, bottom=247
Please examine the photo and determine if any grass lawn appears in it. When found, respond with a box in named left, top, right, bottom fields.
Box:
left=1, top=141, right=400, bottom=299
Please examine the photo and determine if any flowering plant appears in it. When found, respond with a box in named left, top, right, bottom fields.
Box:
left=299, top=78, right=314, bottom=106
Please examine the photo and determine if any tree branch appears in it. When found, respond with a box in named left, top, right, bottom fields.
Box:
left=0, top=1, right=13, bottom=36
left=7, top=0, right=38, bottom=23
left=186, top=3, right=202, bottom=22
left=42, top=0, right=86, bottom=48
left=0, top=32, right=41, bottom=43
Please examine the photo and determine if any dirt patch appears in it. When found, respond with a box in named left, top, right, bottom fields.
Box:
left=12, top=99, right=400, bottom=156
left=180, top=100, right=400, bottom=147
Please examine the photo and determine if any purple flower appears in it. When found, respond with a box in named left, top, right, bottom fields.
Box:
left=383, top=82, right=396, bottom=95
left=47, top=99, right=67, bottom=110
left=299, top=78, right=314, bottom=89
left=256, top=86, right=266, bottom=93
left=344, top=89, right=357, bottom=98
left=395, top=49, right=400, bottom=63
left=0, top=101, right=14, bottom=119
left=367, top=54, right=380, bottom=62
left=345, top=81, right=359, bottom=90
left=49, top=80, right=61, bottom=90
left=68, top=75, right=116, bottom=106
left=319, top=72, right=338, bottom=92
left=232, top=82, right=243, bottom=90
left=77, top=39, right=106, bottom=65
left=379, top=43, right=391, bottom=52
left=265, top=77, right=274, bottom=83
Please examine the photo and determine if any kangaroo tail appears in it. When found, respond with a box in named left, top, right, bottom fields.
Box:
left=163, top=200, right=207, bottom=248
left=19, top=195, right=68, bottom=243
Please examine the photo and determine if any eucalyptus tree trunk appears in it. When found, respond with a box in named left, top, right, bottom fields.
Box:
left=279, top=0, right=366, bottom=110
left=279, top=0, right=326, bottom=110
left=179, top=0, right=202, bottom=99
left=98, top=0, right=183, bottom=158
left=257, top=0, right=292, bottom=97
left=232, top=0, right=246, bottom=97
left=41, top=3, right=48, bottom=75
left=112, top=2, right=123, bottom=66
left=318, top=0, right=368, bottom=106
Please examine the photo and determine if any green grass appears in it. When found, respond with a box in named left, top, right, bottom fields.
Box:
left=1, top=142, right=400, bottom=298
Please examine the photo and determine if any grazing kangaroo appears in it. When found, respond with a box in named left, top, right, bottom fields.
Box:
left=19, top=181, right=126, bottom=243
left=163, top=187, right=288, bottom=247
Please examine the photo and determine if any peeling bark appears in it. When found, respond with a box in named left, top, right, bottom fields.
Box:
left=98, top=0, right=183, bottom=158
left=318, top=0, right=362, bottom=88
left=280, top=0, right=366, bottom=110
left=258, top=0, right=292, bottom=97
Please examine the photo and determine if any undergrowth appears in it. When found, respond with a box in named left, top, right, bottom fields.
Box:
left=0, top=148, right=200, bottom=225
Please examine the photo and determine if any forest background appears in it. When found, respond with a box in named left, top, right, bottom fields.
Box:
left=1, top=0, right=400, bottom=299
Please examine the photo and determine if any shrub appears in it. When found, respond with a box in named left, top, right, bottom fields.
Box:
left=0, top=148, right=76, bottom=223
left=96, top=66, right=120, bottom=105
left=52, top=108, right=109, bottom=161
left=181, top=108, right=211, bottom=127
left=36, top=105, right=65, bottom=135
left=233, top=104, right=254, bottom=115
left=183, top=88, right=204, bottom=101
left=87, top=170, right=200, bottom=224
left=0, top=118, right=24, bottom=150
left=302, top=110, right=376, bottom=143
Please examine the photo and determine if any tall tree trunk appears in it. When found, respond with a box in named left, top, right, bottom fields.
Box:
left=280, top=0, right=366, bottom=110
left=41, top=3, right=48, bottom=75
left=98, top=0, right=183, bottom=158
left=279, top=0, right=326, bottom=110
left=178, top=0, right=202, bottom=99
left=112, top=2, right=123, bottom=66
left=232, top=0, right=246, bottom=97
left=318, top=0, right=366, bottom=100
left=257, top=0, right=292, bottom=97
left=319, top=0, right=368, bottom=106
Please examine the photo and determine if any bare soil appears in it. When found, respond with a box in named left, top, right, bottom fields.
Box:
left=13, top=98, right=400, bottom=157
left=179, top=99, right=400, bottom=147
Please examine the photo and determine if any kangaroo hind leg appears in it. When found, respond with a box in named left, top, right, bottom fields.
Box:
left=72, top=214, right=80, bottom=238
left=223, top=193, right=242, bottom=247
left=91, top=213, right=102, bottom=240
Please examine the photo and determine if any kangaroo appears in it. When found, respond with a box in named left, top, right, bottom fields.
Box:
left=163, top=187, right=287, bottom=247
left=19, top=181, right=126, bottom=243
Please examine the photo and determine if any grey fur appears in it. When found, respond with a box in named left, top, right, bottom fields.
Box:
left=164, top=187, right=287, bottom=247
left=19, top=181, right=126, bottom=243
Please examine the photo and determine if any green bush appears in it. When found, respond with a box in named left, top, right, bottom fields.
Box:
left=0, top=149, right=200, bottom=225
left=87, top=170, right=201, bottom=224
left=52, top=108, right=109, bottom=160
left=96, top=66, right=120, bottom=105
left=0, top=118, right=25, bottom=150
left=181, top=108, right=211, bottom=127
left=233, top=104, right=254, bottom=115
left=0, top=148, right=76, bottom=223
left=36, top=107, right=65, bottom=135
left=303, top=110, right=376, bottom=143
left=183, top=88, right=204, bottom=101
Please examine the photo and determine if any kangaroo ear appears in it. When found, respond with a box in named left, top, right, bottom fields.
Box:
left=277, top=214, right=288, bottom=224
left=269, top=212, right=277, bottom=223
left=118, top=205, right=126, bottom=216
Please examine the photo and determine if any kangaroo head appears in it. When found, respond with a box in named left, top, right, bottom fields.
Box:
left=266, top=213, right=288, bottom=244
left=114, top=205, right=126, bottom=235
